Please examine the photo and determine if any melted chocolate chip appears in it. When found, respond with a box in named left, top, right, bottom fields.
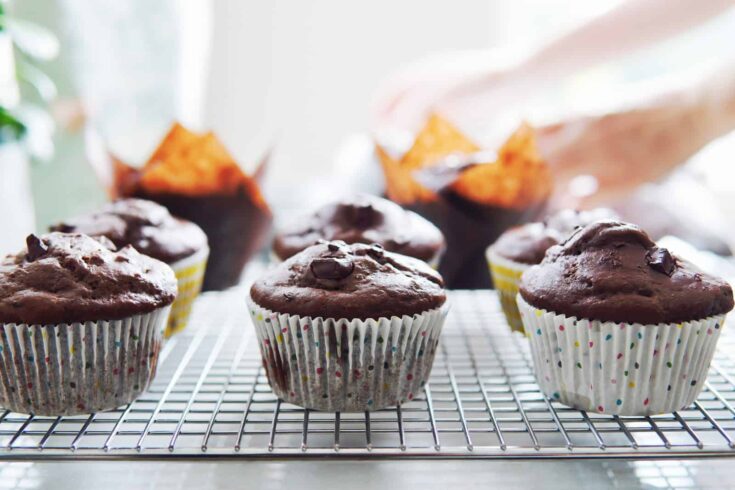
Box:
left=412, top=153, right=482, bottom=192
left=646, top=247, right=676, bottom=276
left=25, top=235, right=49, bottom=262
left=367, top=243, right=385, bottom=259
left=310, top=257, right=355, bottom=280
left=327, top=241, right=345, bottom=252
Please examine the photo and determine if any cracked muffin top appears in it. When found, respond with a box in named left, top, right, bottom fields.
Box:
left=0, top=233, right=177, bottom=325
left=51, top=198, right=207, bottom=264
left=491, top=208, right=616, bottom=265
left=252, top=240, right=446, bottom=320
left=273, top=194, right=444, bottom=263
left=519, top=220, right=733, bottom=324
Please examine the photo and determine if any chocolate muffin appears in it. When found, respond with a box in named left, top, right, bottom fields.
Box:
left=487, top=208, right=616, bottom=332
left=0, top=233, right=177, bottom=415
left=248, top=240, right=449, bottom=411
left=133, top=190, right=270, bottom=291
left=376, top=117, right=553, bottom=289
left=517, top=220, right=733, bottom=415
left=492, top=208, right=617, bottom=265
left=519, top=220, right=733, bottom=324
left=112, top=123, right=273, bottom=291
left=273, top=194, right=445, bottom=264
left=51, top=199, right=209, bottom=336
left=51, top=199, right=207, bottom=264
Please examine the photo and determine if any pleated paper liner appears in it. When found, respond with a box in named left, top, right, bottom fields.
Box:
left=247, top=297, right=449, bottom=411
left=165, top=246, right=209, bottom=337
left=517, top=295, right=726, bottom=416
left=486, top=247, right=530, bottom=333
left=0, top=305, right=171, bottom=416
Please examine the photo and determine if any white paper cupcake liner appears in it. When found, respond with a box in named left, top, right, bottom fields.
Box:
left=517, top=295, right=726, bottom=416
left=247, top=297, right=449, bottom=411
left=486, top=247, right=530, bottom=333
left=0, top=306, right=171, bottom=416
left=166, top=246, right=209, bottom=337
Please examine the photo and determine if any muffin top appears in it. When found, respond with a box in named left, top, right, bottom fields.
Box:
left=492, top=208, right=616, bottom=264
left=51, top=198, right=208, bottom=264
left=251, top=240, right=446, bottom=320
left=273, top=194, right=444, bottom=262
left=0, top=233, right=177, bottom=325
left=519, top=220, right=734, bottom=324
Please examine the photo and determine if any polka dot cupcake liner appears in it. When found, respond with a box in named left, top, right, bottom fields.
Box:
left=165, top=246, right=209, bottom=338
left=0, top=306, right=170, bottom=416
left=486, top=247, right=530, bottom=334
left=517, top=295, right=726, bottom=416
left=247, top=297, right=449, bottom=412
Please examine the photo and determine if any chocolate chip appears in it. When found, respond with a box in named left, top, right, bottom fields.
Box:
left=25, top=234, right=49, bottom=262
left=325, top=240, right=348, bottom=253
left=368, top=243, right=384, bottom=259
left=310, top=257, right=354, bottom=280
left=646, top=247, right=676, bottom=276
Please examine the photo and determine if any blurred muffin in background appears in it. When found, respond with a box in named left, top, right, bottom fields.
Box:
left=273, top=194, right=445, bottom=266
left=112, top=123, right=272, bottom=291
left=51, top=198, right=208, bottom=336
left=376, top=114, right=552, bottom=288
left=486, top=208, right=617, bottom=332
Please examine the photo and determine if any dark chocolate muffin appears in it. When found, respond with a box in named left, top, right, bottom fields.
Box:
left=273, top=194, right=445, bottom=263
left=518, top=220, right=733, bottom=416
left=248, top=240, right=449, bottom=411
left=132, top=190, right=271, bottom=290
left=519, top=220, right=734, bottom=324
left=252, top=240, right=446, bottom=320
left=50, top=198, right=207, bottom=264
left=492, top=208, right=617, bottom=265
left=0, top=233, right=177, bottom=325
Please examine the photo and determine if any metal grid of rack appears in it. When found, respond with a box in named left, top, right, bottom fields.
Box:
left=0, top=289, right=734, bottom=460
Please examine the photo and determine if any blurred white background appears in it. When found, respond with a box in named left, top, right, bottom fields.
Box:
left=6, top=0, right=735, bottom=236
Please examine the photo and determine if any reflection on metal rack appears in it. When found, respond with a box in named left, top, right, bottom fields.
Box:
left=0, top=290, right=734, bottom=459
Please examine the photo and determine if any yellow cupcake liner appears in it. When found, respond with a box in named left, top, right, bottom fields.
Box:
left=165, top=246, right=209, bottom=337
left=486, top=247, right=530, bottom=333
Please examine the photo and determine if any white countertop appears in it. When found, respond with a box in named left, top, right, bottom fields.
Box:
left=1, top=459, right=733, bottom=489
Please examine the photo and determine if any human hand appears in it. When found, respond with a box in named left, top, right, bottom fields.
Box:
left=537, top=78, right=735, bottom=207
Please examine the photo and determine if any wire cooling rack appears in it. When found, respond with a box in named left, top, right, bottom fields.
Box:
left=0, top=289, right=734, bottom=460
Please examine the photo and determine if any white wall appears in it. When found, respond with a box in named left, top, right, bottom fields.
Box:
left=203, top=1, right=497, bottom=190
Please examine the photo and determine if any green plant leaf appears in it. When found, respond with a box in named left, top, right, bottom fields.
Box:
left=0, top=105, right=26, bottom=144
